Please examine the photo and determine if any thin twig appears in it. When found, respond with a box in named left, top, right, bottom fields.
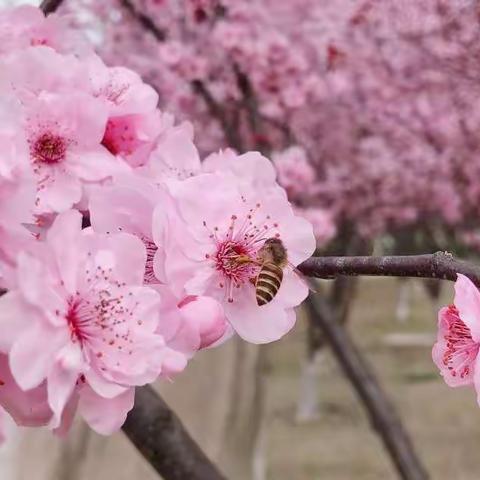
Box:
left=119, top=1, right=243, bottom=151
left=39, top=0, right=64, bottom=15
left=120, top=0, right=167, bottom=41
left=233, top=64, right=270, bottom=154
left=122, top=386, right=227, bottom=480
left=191, top=80, right=243, bottom=151
left=298, top=251, right=480, bottom=287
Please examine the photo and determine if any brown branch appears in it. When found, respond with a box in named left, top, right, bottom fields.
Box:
left=191, top=80, right=244, bottom=151
left=120, top=0, right=167, bottom=41
left=122, top=386, right=227, bottom=480
left=40, top=0, right=64, bottom=14
left=233, top=65, right=270, bottom=154
left=118, top=1, right=243, bottom=151
left=298, top=251, right=480, bottom=287
left=305, top=294, right=429, bottom=480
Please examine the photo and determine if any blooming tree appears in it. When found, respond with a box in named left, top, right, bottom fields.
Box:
left=0, top=4, right=315, bottom=438
left=67, top=0, right=480, bottom=249
left=2, top=4, right=480, bottom=480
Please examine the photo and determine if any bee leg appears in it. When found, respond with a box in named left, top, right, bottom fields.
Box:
left=235, top=255, right=253, bottom=264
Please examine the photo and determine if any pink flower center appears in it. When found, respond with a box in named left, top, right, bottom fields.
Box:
left=63, top=268, right=137, bottom=368
left=66, top=297, right=92, bottom=344
left=102, top=117, right=139, bottom=157
left=32, top=133, right=67, bottom=164
left=203, top=204, right=282, bottom=303
left=215, top=240, right=258, bottom=295
left=30, top=38, right=49, bottom=47
left=443, top=305, right=479, bottom=379
left=141, top=236, right=159, bottom=284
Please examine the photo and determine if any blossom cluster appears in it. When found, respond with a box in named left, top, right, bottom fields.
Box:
left=74, top=0, right=480, bottom=246
left=0, top=5, right=315, bottom=437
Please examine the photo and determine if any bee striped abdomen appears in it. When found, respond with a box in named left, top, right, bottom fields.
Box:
left=256, top=263, right=283, bottom=306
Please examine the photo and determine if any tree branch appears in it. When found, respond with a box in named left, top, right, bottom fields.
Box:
left=118, top=1, right=243, bottom=151
left=122, top=385, right=227, bottom=480
left=298, top=251, right=480, bottom=287
left=191, top=80, right=244, bottom=151
left=305, top=294, right=429, bottom=480
left=39, top=0, right=64, bottom=15
left=119, top=0, right=167, bottom=41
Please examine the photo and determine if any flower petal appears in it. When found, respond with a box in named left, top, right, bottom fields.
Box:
left=455, top=274, right=480, bottom=342
left=47, top=343, right=83, bottom=429
left=224, top=290, right=295, bottom=344
left=78, top=385, right=135, bottom=435
left=10, top=322, right=66, bottom=390
left=46, top=210, right=82, bottom=294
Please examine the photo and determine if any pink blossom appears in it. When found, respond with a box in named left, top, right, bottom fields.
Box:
left=273, top=146, right=316, bottom=200
left=89, top=176, right=227, bottom=366
left=142, top=115, right=200, bottom=182
left=23, top=91, right=119, bottom=213
left=0, top=95, right=36, bottom=286
left=0, top=46, right=89, bottom=101
left=156, top=287, right=228, bottom=367
left=0, top=6, right=90, bottom=56
left=202, top=149, right=277, bottom=190
left=433, top=275, right=480, bottom=397
left=101, top=113, right=161, bottom=167
left=86, top=57, right=159, bottom=117
left=154, top=171, right=316, bottom=343
left=89, top=174, right=170, bottom=285
left=79, top=0, right=480, bottom=247
left=84, top=57, right=163, bottom=167
left=0, top=210, right=165, bottom=434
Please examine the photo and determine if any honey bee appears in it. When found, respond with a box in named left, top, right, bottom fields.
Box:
left=255, top=238, right=288, bottom=306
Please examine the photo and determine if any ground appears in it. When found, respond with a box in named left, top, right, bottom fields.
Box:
left=266, top=278, right=480, bottom=480
left=4, top=278, right=478, bottom=480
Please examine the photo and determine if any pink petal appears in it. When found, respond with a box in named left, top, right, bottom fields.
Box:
left=179, top=296, right=227, bottom=349
left=67, top=149, right=118, bottom=182
left=37, top=172, right=82, bottom=213
left=53, top=392, right=79, bottom=438
left=46, top=210, right=82, bottom=294
left=89, top=184, right=155, bottom=238
left=454, top=274, right=480, bottom=342
left=276, top=271, right=309, bottom=308
left=10, top=323, right=67, bottom=390
left=0, top=291, right=35, bottom=352
left=82, top=232, right=147, bottom=287
left=16, top=252, right=66, bottom=315
left=84, top=367, right=129, bottom=399
left=277, top=214, right=316, bottom=266
left=224, top=291, right=295, bottom=344
left=78, top=385, right=135, bottom=435
left=47, top=343, right=83, bottom=429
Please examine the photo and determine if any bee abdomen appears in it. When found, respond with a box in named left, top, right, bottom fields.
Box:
left=256, top=263, right=283, bottom=306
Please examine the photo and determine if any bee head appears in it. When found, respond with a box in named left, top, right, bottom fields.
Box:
left=258, top=237, right=288, bottom=267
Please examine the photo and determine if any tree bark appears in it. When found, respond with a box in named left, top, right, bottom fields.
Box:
left=299, top=251, right=480, bottom=286
left=122, top=386, right=227, bottom=480
left=39, top=0, right=64, bottom=15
